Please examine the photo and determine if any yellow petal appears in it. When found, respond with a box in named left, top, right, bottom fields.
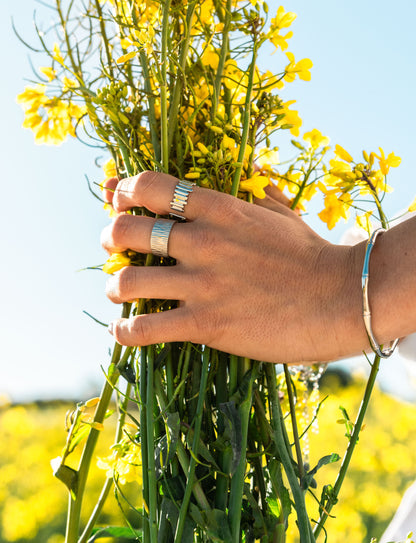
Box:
left=408, top=196, right=416, bottom=213
left=335, top=144, right=353, bottom=163
left=117, top=51, right=136, bottom=64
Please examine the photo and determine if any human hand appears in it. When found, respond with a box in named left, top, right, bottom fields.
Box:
left=101, top=171, right=369, bottom=363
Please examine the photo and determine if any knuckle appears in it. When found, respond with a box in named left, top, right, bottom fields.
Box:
left=130, top=315, right=153, bottom=345
left=134, top=170, right=159, bottom=201
left=110, top=214, right=131, bottom=248
left=117, top=266, right=135, bottom=298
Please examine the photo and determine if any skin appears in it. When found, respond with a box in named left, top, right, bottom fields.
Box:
left=101, top=170, right=416, bottom=364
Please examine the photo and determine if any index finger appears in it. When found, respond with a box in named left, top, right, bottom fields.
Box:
left=106, top=171, right=231, bottom=221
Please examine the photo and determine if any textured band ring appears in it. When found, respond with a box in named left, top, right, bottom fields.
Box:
left=150, top=219, right=176, bottom=258
left=170, top=180, right=196, bottom=219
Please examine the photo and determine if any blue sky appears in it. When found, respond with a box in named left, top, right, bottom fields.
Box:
left=2, top=0, right=415, bottom=401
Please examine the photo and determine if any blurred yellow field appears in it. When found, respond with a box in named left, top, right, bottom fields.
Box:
left=1, top=375, right=415, bottom=543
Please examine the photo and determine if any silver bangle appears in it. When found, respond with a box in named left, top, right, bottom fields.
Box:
left=362, top=228, right=399, bottom=358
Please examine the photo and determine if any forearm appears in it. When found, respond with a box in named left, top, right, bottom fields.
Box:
left=335, top=216, right=416, bottom=359
left=370, top=215, right=416, bottom=345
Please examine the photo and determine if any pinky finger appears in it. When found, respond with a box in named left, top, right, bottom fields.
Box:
left=108, top=308, right=198, bottom=347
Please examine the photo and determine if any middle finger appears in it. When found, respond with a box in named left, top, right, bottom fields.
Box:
left=101, top=214, right=191, bottom=260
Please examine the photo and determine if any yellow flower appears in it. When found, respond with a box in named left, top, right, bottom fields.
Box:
left=334, top=144, right=353, bottom=163
left=281, top=100, right=302, bottom=136
left=255, top=147, right=280, bottom=169
left=240, top=173, right=269, bottom=199
left=97, top=435, right=143, bottom=488
left=271, top=6, right=297, bottom=29
left=52, top=43, right=65, bottom=65
left=62, top=76, right=78, bottom=91
left=375, top=147, right=401, bottom=175
left=318, top=193, right=351, bottom=229
left=268, top=29, right=293, bottom=52
left=328, top=159, right=355, bottom=184
left=356, top=211, right=373, bottom=234
left=102, top=253, right=131, bottom=274
left=39, top=66, right=57, bottom=81
left=17, top=85, right=86, bottom=145
left=303, top=129, right=330, bottom=149
left=284, top=52, right=313, bottom=82
left=201, top=43, right=219, bottom=70
left=103, top=158, right=117, bottom=179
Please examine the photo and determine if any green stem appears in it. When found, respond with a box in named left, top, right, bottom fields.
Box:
left=265, top=364, right=312, bottom=543
left=160, top=0, right=171, bottom=172
left=140, top=346, right=150, bottom=543
left=146, top=347, right=158, bottom=543
left=228, top=360, right=258, bottom=542
left=313, top=355, right=381, bottom=539
left=167, top=1, right=198, bottom=152
left=215, top=353, right=231, bottom=511
left=78, top=382, right=133, bottom=543
left=65, top=303, right=131, bottom=543
left=290, top=161, right=313, bottom=211
left=230, top=40, right=259, bottom=197
left=210, top=0, right=232, bottom=122
left=283, top=364, right=305, bottom=483
left=94, top=0, right=114, bottom=79
left=174, top=347, right=211, bottom=543
left=139, top=51, right=161, bottom=165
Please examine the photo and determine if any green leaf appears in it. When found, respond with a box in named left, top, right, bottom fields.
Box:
left=268, top=459, right=292, bottom=521
left=155, top=412, right=180, bottom=478
left=51, top=458, right=78, bottom=499
left=161, top=475, right=185, bottom=501
left=205, top=509, right=233, bottom=542
left=89, top=526, right=142, bottom=541
left=158, top=498, right=195, bottom=543
left=302, top=453, right=340, bottom=490
left=244, top=483, right=266, bottom=533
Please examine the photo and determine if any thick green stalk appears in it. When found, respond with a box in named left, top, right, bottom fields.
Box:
left=283, top=364, right=305, bottom=482
left=65, top=303, right=132, bottom=543
left=174, top=347, right=211, bottom=543
left=265, top=364, right=313, bottom=543
left=78, top=382, right=133, bottom=543
left=140, top=346, right=150, bottom=543
left=228, top=360, right=258, bottom=542
left=160, top=0, right=172, bottom=171
left=146, top=347, right=158, bottom=543
left=230, top=40, right=259, bottom=197
left=215, top=354, right=231, bottom=511
left=313, top=355, right=381, bottom=539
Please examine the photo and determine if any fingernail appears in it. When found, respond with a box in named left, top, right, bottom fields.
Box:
left=108, top=322, right=114, bottom=335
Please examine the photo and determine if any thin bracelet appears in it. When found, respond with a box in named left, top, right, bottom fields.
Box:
left=362, top=228, right=399, bottom=358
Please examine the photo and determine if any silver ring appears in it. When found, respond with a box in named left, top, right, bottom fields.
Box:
left=170, top=180, right=196, bottom=219
left=150, top=219, right=176, bottom=257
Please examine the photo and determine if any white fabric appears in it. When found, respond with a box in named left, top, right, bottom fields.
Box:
left=380, top=480, right=416, bottom=542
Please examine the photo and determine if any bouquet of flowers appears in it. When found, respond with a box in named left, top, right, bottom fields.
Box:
left=17, top=1, right=413, bottom=542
